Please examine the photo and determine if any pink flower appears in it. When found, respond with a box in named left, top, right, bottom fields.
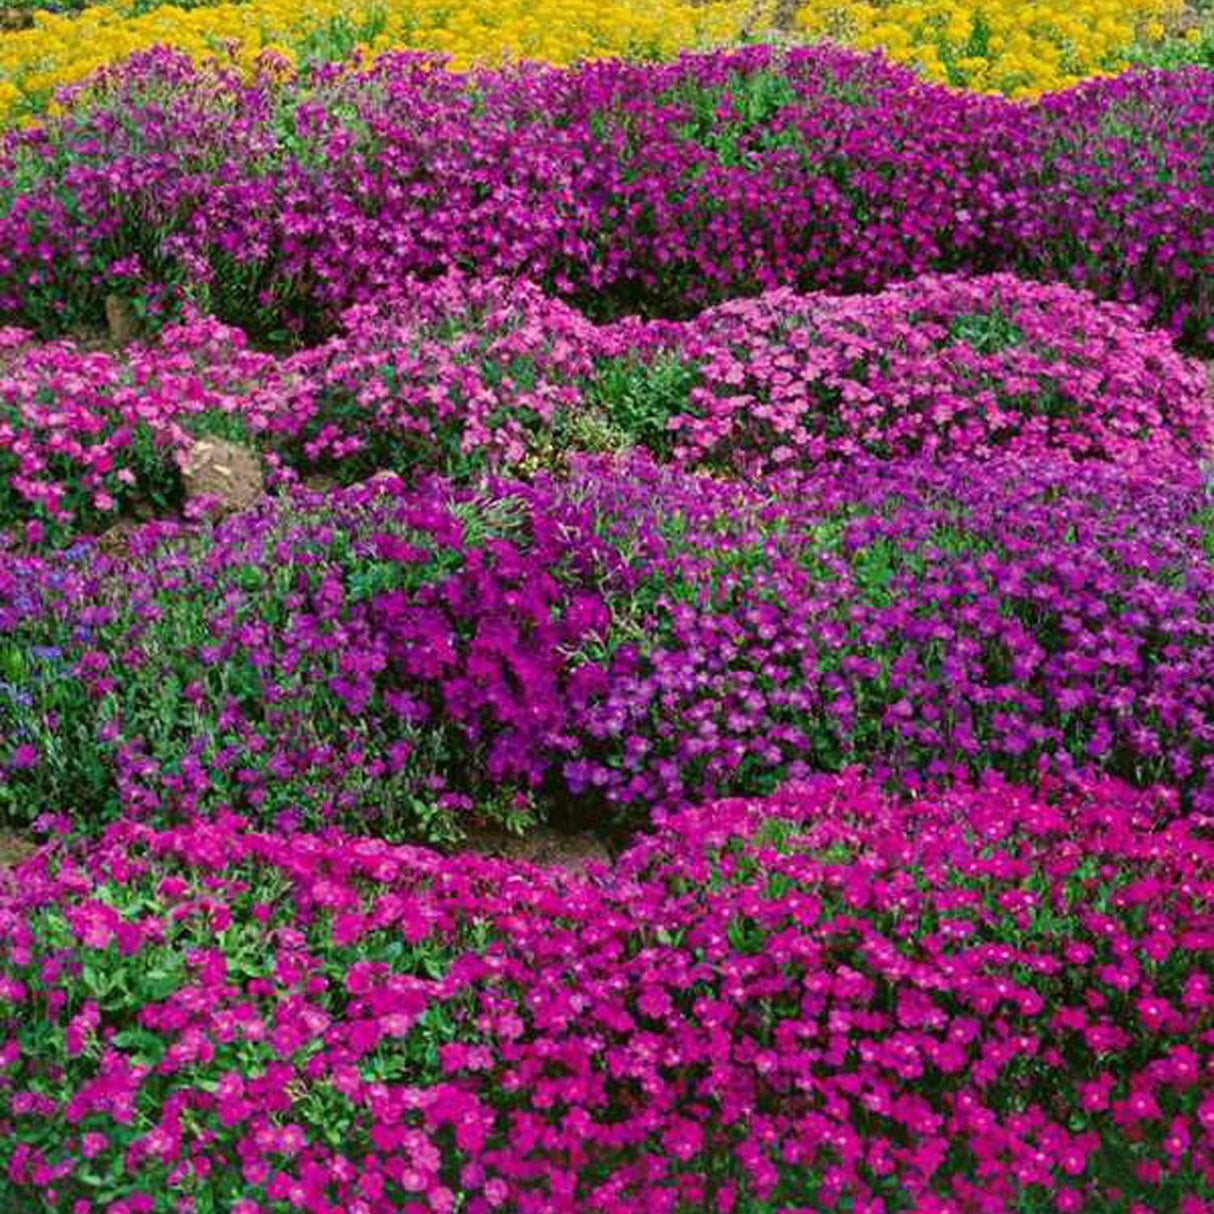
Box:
left=8, top=744, right=38, bottom=771
left=81, top=1134, right=107, bottom=1160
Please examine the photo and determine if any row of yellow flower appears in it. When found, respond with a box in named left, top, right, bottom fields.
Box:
left=794, top=0, right=1192, bottom=96
left=0, top=0, right=1206, bottom=124
left=0, top=0, right=769, bottom=125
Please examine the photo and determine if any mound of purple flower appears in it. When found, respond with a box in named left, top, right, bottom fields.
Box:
left=3, top=46, right=1214, bottom=347
left=2, top=455, right=1210, bottom=836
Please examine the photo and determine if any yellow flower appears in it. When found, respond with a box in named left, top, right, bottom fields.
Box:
left=0, top=0, right=761, bottom=126
left=793, top=0, right=1181, bottom=95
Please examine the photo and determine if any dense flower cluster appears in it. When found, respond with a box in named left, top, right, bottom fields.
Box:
left=4, top=47, right=1214, bottom=349
left=276, top=276, right=607, bottom=484
left=0, top=0, right=761, bottom=124
left=1, top=15, right=1211, bottom=1209
left=636, top=272, right=1214, bottom=474
left=2, top=456, right=1210, bottom=838
left=794, top=0, right=1182, bottom=96
left=0, top=313, right=291, bottom=538
left=0, top=773, right=1209, bottom=1212
left=7, top=271, right=1205, bottom=542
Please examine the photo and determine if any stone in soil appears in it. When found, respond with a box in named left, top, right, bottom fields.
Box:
left=97, top=518, right=143, bottom=557
left=181, top=437, right=264, bottom=517
left=104, top=294, right=141, bottom=347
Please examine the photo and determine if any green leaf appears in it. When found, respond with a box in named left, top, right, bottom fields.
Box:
left=110, top=1027, right=166, bottom=1067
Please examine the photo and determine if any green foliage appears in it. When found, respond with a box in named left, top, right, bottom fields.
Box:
left=585, top=352, right=700, bottom=458
left=0, top=630, right=113, bottom=829
left=1127, top=20, right=1214, bottom=70
left=946, top=303, right=1025, bottom=354
left=294, top=8, right=393, bottom=66
left=667, top=66, right=803, bottom=167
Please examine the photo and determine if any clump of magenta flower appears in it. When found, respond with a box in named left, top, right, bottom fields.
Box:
left=273, top=275, right=606, bottom=484
left=0, top=773, right=1208, bottom=1212
left=4, top=46, right=1214, bottom=347
left=7, top=47, right=1214, bottom=344
left=0, top=314, right=288, bottom=544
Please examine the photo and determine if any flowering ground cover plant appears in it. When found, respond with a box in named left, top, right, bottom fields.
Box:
left=0, top=15, right=1212, bottom=1210
left=2, top=270, right=1209, bottom=546
left=0, top=471, right=615, bottom=840
left=296, top=270, right=1214, bottom=480
left=276, top=276, right=610, bottom=486
left=2, top=455, right=1210, bottom=839
left=617, top=272, right=1214, bottom=474
left=0, top=772, right=1209, bottom=1211
left=0, top=273, right=620, bottom=544
left=5, top=46, right=1214, bottom=348
left=1014, top=67, right=1214, bottom=349
left=0, top=314, right=291, bottom=542
left=0, top=0, right=762, bottom=126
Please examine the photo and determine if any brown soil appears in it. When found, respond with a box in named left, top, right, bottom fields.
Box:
left=460, top=825, right=612, bottom=876
left=104, top=294, right=141, bottom=347
left=0, top=832, right=36, bottom=870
